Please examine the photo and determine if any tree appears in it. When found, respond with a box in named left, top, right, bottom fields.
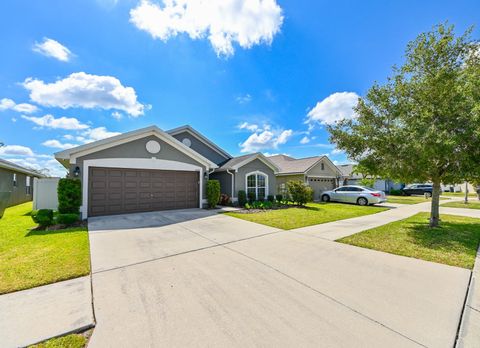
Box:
left=328, top=23, right=480, bottom=227
left=353, top=163, right=377, bottom=188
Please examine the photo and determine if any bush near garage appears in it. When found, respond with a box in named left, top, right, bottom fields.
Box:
left=218, top=193, right=231, bottom=206
left=238, top=190, right=247, bottom=207
left=206, top=180, right=221, bottom=209
left=287, top=180, right=313, bottom=206
left=58, top=179, right=82, bottom=214
left=56, top=213, right=80, bottom=225
left=31, top=209, right=54, bottom=227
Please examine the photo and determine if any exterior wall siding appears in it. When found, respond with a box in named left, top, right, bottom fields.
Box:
left=0, top=168, right=33, bottom=207
left=171, top=131, right=229, bottom=166
left=234, top=159, right=276, bottom=197
left=209, top=171, right=233, bottom=196
left=306, top=160, right=337, bottom=177
left=73, top=135, right=208, bottom=198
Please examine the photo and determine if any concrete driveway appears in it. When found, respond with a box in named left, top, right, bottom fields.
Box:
left=88, top=209, right=470, bottom=347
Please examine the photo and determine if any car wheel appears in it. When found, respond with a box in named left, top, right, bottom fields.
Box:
left=425, top=192, right=432, bottom=198
left=357, top=197, right=368, bottom=206
left=321, top=194, right=330, bottom=202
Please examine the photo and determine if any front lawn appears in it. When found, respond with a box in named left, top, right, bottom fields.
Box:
left=338, top=212, right=480, bottom=269
left=442, top=192, right=477, bottom=197
left=0, top=202, right=90, bottom=294
left=442, top=201, right=480, bottom=210
left=225, top=202, right=388, bottom=230
left=29, top=333, right=87, bottom=348
left=386, top=195, right=449, bottom=205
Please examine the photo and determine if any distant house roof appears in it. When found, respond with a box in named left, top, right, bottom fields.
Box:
left=268, top=154, right=341, bottom=176
left=0, top=158, right=45, bottom=177
left=216, top=153, right=279, bottom=172
left=337, top=164, right=368, bottom=179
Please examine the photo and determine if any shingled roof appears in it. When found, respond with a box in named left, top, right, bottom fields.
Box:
left=268, top=154, right=326, bottom=174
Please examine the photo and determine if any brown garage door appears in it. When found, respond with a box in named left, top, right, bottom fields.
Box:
left=88, top=167, right=199, bottom=217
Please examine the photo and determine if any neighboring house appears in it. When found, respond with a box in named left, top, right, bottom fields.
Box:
left=0, top=158, right=45, bottom=208
left=337, top=164, right=403, bottom=192
left=268, top=155, right=342, bottom=201
left=54, top=125, right=279, bottom=218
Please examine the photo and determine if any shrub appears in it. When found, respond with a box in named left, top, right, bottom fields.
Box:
left=287, top=180, right=313, bottom=206
left=359, top=177, right=376, bottom=188
left=206, top=180, right=221, bottom=208
left=263, top=201, right=273, bottom=209
left=58, top=178, right=82, bottom=214
left=275, top=194, right=283, bottom=203
left=32, top=209, right=54, bottom=227
left=238, top=190, right=247, bottom=207
left=267, top=195, right=274, bottom=202
left=244, top=202, right=251, bottom=210
left=389, top=189, right=403, bottom=196
left=56, top=213, right=80, bottom=225
left=219, top=193, right=231, bottom=206
left=247, top=191, right=256, bottom=203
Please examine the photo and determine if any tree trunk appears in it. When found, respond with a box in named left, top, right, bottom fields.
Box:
left=464, top=182, right=469, bottom=204
left=429, top=180, right=441, bottom=228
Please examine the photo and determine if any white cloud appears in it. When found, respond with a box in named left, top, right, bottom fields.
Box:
left=300, top=136, right=310, bottom=144
left=23, top=72, right=146, bottom=117
left=82, top=127, right=121, bottom=142
left=42, top=139, right=78, bottom=150
left=129, top=0, right=284, bottom=57
left=111, top=111, right=123, bottom=120
left=306, top=92, right=360, bottom=126
left=238, top=122, right=260, bottom=132
left=239, top=128, right=292, bottom=153
left=331, top=148, right=344, bottom=155
left=33, top=38, right=73, bottom=62
left=0, top=98, right=38, bottom=114
left=21, top=114, right=89, bottom=130
left=0, top=145, right=35, bottom=156
left=6, top=155, right=67, bottom=177
left=236, top=94, right=252, bottom=104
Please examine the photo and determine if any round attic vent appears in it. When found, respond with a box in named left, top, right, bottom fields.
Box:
left=146, top=140, right=161, bottom=154
left=182, top=138, right=192, bottom=147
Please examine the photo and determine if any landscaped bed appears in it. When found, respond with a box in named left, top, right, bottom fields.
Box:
left=442, top=201, right=480, bottom=210
left=29, top=333, right=87, bottom=348
left=225, top=202, right=388, bottom=230
left=338, top=212, right=480, bottom=269
left=0, top=202, right=90, bottom=294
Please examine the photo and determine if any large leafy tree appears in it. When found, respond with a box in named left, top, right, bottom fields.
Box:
left=328, top=24, right=480, bottom=227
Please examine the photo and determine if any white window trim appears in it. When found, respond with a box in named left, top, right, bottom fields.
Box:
left=245, top=170, right=268, bottom=200
left=81, top=158, right=204, bottom=219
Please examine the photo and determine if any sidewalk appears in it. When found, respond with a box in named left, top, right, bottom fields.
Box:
left=0, top=276, right=95, bottom=348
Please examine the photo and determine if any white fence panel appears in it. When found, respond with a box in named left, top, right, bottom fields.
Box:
left=33, top=177, right=60, bottom=210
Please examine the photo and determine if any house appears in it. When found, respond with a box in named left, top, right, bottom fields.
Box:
left=0, top=158, right=45, bottom=212
left=54, top=125, right=280, bottom=218
left=267, top=155, right=342, bottom=201
left=337, top=164, right=403, bottom=192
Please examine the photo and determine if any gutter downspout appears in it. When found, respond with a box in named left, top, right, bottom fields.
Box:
left=227, top=170, right=235, bottom=199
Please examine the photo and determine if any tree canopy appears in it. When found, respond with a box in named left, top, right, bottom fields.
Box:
left=328, top=23, right=480, bottom=227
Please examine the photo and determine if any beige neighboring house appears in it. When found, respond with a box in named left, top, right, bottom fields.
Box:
left=268, top=155, right=342, bottom=201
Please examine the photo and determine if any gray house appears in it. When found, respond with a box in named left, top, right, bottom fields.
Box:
left=0, top=158, right=45, bottom=213
left=54, top=125, right=280, bottom=218
left=337, top=164, right=403, bottom=192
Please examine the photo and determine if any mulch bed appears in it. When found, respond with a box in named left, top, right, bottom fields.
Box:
left=31, top=220, right=87, bottom=231
left=232, top=204, right=299, bottom=214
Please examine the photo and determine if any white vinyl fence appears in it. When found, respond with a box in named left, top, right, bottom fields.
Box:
left=33, top=177, right=60, bottom=210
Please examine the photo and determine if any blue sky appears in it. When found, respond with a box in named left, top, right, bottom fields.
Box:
left=0, top=0, right=478, bottom=176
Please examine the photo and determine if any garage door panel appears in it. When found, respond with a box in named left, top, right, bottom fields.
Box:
left=88, top=167, right=199, bottom=217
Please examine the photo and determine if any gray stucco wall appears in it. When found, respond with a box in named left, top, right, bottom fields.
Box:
left=209, top=171, right=233, bottom=196
left=306, top=160, right=337, bottom=177
left=0, top=168, right=33, bottom=207
left=171, top=131, right=229, bottom=166
left=234, top=159, right=276, bottom=197
left=72, top=135, right=208, bottom=198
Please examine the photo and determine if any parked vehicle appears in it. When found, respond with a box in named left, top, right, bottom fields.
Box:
left=402, top=184, right=433, bottom=197
left=321, top=185, right=386, bottom=206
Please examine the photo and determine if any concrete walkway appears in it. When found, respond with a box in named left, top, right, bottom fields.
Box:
left=0, top=276, right=94, bottom=348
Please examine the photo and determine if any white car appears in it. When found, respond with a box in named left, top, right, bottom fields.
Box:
left=321, top=185, right=387, bottom=206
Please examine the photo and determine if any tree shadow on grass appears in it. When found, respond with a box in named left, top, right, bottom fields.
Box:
left=405, top=220, right=480, bottom=252
left=26, top=227, right=86, bottom=237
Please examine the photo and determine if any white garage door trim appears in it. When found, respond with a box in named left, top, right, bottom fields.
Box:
left=82, top=158, right=203, bottom=219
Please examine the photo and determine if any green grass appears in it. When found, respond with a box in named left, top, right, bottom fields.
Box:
left=442, top=201, right=480, bottom=210
left=225, top=202, right=388, bottom=230
left=385, top=195, right=448, bottom=205
left=338, top=212, right=480, bottom=269
left=442, top=192, right=477, bottom=197
left=29, top=333, right=86, bottom=348
left=0, top=202, right=90, bottom=294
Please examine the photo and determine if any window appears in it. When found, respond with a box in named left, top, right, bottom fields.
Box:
left=26, top=176, right=31, bottom=195
left=321, top=162, right=325, bottom=170
left=13, top=173, right=17, bottom=187
left=246, top=172, right=268, bottom=200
